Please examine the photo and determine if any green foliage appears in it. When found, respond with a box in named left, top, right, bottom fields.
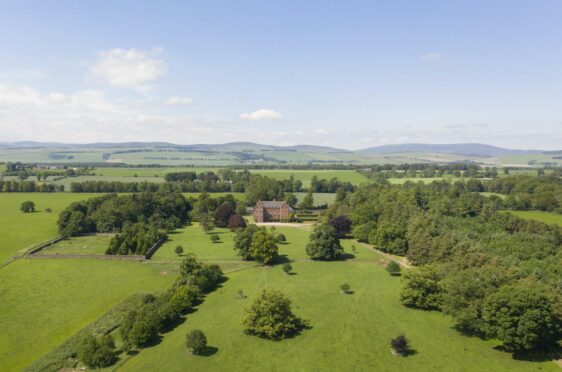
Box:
left=368, top=221, right=407, bottom=255
left=400, top=267, right=443, bottom=310
left=305, top=223, right=343, bottom=260
left=242, top=290, right=303, bottom=339
left=20, top=200, right=35, bottom=213
left=249, top=229, right=279, bottom=265
left=390, top=334, right=409, bottom=356
left=227, top=214, right=246, bottom=229
left=340, top=283, right=351, bottom=294
left=214, top=202, right=235, bottom=227
left=175, top=245, right=184, bottom=256
left=105, top=221, right=167, bottom=255
left=481, top=284, right=559, bottom=351
left=185, top=329, right=207, bottom=355
left=282, top=263, right=292, bottom=274
left=385, top=261, right=401, bottom=276
left=78, top=333, right=116, bottom=368
left=300, top=190, right=314, bottom=209
left=210, top=234, right=220, bottom=243
left=276, top=233, right=287, bottom=243
left=175, top=253, right=224, bottom=293
left=233, top=224, right=259, bottom=259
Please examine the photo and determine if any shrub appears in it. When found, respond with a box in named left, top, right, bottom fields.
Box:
left=175, top=245, right=184, bottom=256
left=45, top=207, right=52, bottom=213
left=186, top=329, right=207, bottom=355
left=210, top=234, right=220, bottom=243
left=340, top=283, right=351, bottom=294
left=20, top=200, right=35, bottom=213
left=237, top=289, right=246, bottom=299
left=282, top=263, right=292, bottom=275
left=242, top=290, right=304, bottom=339
left=78, top=333, right=116, bottom=368
left=386, top=261, right=401, bottom=276
left=390, top=335, right=409, bottom=355
left=276, top=233, right=287, bottom=243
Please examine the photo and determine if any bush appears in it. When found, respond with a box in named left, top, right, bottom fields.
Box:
left=175, top=245, right=184, bottom=256
left=282, top=263, right=292, bottom=275
left=340, top=283, right=351, bottom=294
left=185, top=329, right=207, bottom=355
left=20, top=200, right=35, bottom=213
left=45, top=207, right=52, bottom=213
left=276, top=233, right=287, bottom=243
left=78, top=333, right=116, bottom=368
left=386, top=261, right=401, bottom=276
left=390, top=334, right=409, bottom=356
left=210, top=234, right=220, bottom=243
left=242, top=290, right=304, bottom=339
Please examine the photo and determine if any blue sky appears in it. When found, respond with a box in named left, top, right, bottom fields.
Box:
left=0, top=0, right=561, bottom=149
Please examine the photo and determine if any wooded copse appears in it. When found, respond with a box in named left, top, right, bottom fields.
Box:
left=328, top=178, right=562, bottom=351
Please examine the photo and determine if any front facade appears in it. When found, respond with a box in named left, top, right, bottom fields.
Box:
left=253, top=200, right=290, bottom=222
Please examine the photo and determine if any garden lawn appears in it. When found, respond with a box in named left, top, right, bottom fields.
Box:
left=0, top=259, right=174, bottom=371
left=508, top=210, right=562, bottom=227
left=0, top=193, right=102, bottom=263
left=119, top=237, right=556, bottom=372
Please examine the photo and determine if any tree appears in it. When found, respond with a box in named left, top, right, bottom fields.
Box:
left=385, top=261, right=401, bottom=276
left=276, top=233, right=287, bottom=243
left=233, top=225, right=259, bottom=260
left=249, top=229, right=278, bottom=264
left=300, top=190, right=314, bottom=209
left=199, top=212, right=214, bottom=234
left=305, top=223, right=343, bottom=260
left=227, top=214, right=246, bottom=230
left=175, top=245, right=184, bottom=256
left=329, top=215, right=352, bottom=238
left=340, top=283, right=351, bottom=294
left=282, top=263, right=292, bottom=275
left=284, top=193, right=298, bottom=208
left=400, top=266, right=443, bottom=309
left=78, top=333, right=116, bottom=368
left=20, top=200, right=35, bottom=213
left=242, top=290, right=303, bottom=339
left=210, top=234, right=220, bottom=243
left=185, top=329, right=207, bottom=355
left=390, top=335, right=409, bottom=356
left=335, top=187, right=346, bottom=202
left=481, top=285, right=558, bottom=351
left=214, top=202, right=235, bottom=227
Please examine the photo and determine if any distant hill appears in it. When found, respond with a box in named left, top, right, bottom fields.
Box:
left=357, top=143, right=541, bottom=157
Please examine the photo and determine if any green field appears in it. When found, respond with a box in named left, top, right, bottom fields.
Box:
left=117, top=225, right=555, bottom=371
left=387, top=176, right=454, bottom=185
left=508, top=210, right=562, bottom=226
left=36, top=234, right=113, bottom=255
left=0, top=193, right=103, bottom=263
left=0, top=259, right=174, bottom=371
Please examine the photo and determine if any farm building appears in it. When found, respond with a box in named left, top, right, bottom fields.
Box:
left=253, top=200, right=291, bottom=222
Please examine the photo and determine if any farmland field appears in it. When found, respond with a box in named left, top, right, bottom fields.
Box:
left=508, top=210, right=562, bottom=226
left=0, top=259, right=174, bottom=371
left=0, top=193, right=103, bottom=263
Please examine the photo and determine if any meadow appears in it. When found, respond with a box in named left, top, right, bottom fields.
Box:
left=35, top=234, right=113, bottom=255
left=0, top=193, right=103, bottom=263
left=508, top=210, right=562, bottom=227
left=117, top=224, right=556, bottom=371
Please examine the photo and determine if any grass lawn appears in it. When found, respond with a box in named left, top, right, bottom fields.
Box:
left=480, top=192, right=507, bottom=200
left=36, top=234, right=113, bottom=255
left=0, top=259, right=174, bottom=371
left=508, top=210, right=562, bottom=227
left=0, top=193, right=103, bottom=263
left=118, top=227, right=556, bottom=371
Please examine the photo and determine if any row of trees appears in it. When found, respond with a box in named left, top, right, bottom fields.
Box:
left=329, top=179, right=562, bottom=352
left=0, top=180, right=64, bottom=192
left=105, top=222, right=167, bottom=255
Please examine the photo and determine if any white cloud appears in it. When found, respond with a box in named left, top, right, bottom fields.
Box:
left=314, top=128, right=329, bottom=134
left=239, top=108, right=283, bottom=121
left=165, top=96, right=192, bottom=106
left=88, top=48, right=166, bottom=89
left=421, top=53, right=443, bottom=62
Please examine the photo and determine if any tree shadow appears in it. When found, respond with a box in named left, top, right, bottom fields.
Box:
left=501, top=345, right=562, bottom=363
left=199, top=345, right=219, bottom=357
left=160, top=316, right=187, bottom=333
left=271, top=254, right=291, bottom=265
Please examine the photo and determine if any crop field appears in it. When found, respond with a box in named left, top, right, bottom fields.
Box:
left=508, top=210, right=562, bottom=226
left=116, top=224, right=555, bottom=372
left=0, top=193, right=103, bottom=263
left=0, top=259, right=174, bottom=371
left=35, top=234, right=113, bottom=255
left=386, top=176, right=455, bottom=185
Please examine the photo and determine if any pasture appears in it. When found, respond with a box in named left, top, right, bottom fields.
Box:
left=508, top=210, right=562, bottom=227
left=118, top=225, right=555, bottom=372
left=0, top=193, right=102, bottom=263
left=0, top=259, right=174, bottom=371
left=35, top=234, right=112, bottom=255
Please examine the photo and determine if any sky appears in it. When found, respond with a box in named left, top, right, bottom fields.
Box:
left=0, top=0, right=561, bottom=150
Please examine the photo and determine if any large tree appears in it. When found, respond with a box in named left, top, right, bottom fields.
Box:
left=249, top=229, right=279, bottom=265
left=242, top=290, right=303, bottom=339
left=233, top=224, right=259, bottom=260
left=328, top=215, right=352, bottom=238
left=400, top=266, right=443, bottom=310
left=305, top=223, right=343, bottom=260
left=214, top=202, right=235, bottom=227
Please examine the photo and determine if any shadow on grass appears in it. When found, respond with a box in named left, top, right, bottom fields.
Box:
left=271, top=254, right=291, bottom=265
left=199, top=345, right=219, bottom=357
left=498, top=345, right=562, bottom=363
